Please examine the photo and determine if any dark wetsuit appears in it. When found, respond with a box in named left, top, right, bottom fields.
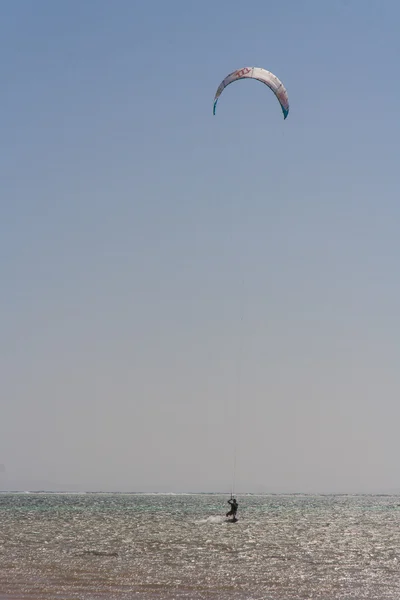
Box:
left=226, top=498, right=238, bottom=518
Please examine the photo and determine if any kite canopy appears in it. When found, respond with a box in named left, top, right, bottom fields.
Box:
left=213, top=66, right=289, bottom=119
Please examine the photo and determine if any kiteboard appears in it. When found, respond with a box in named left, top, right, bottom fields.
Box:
left=226, top=517, right=238, bottom=523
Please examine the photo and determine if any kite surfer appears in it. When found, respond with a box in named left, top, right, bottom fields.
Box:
left=226, top=496, right=238, bottom=520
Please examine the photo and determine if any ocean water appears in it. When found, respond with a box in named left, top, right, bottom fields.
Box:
left=1, top=493, right=400, bottom=599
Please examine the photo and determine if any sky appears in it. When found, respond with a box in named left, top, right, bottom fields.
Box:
left=1, top=0, right=400, bottom=493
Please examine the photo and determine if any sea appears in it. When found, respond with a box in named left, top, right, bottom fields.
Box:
left=1, top=492, right=400, bottom=599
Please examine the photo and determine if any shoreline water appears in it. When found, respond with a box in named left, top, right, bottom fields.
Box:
left=1, top=493, right=400, bottom=599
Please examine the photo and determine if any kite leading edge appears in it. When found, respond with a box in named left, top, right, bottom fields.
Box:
left=213, top=66, right=289, bottom=119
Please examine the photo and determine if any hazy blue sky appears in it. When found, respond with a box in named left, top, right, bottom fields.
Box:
left=1, top=0, right=400, bottom=493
